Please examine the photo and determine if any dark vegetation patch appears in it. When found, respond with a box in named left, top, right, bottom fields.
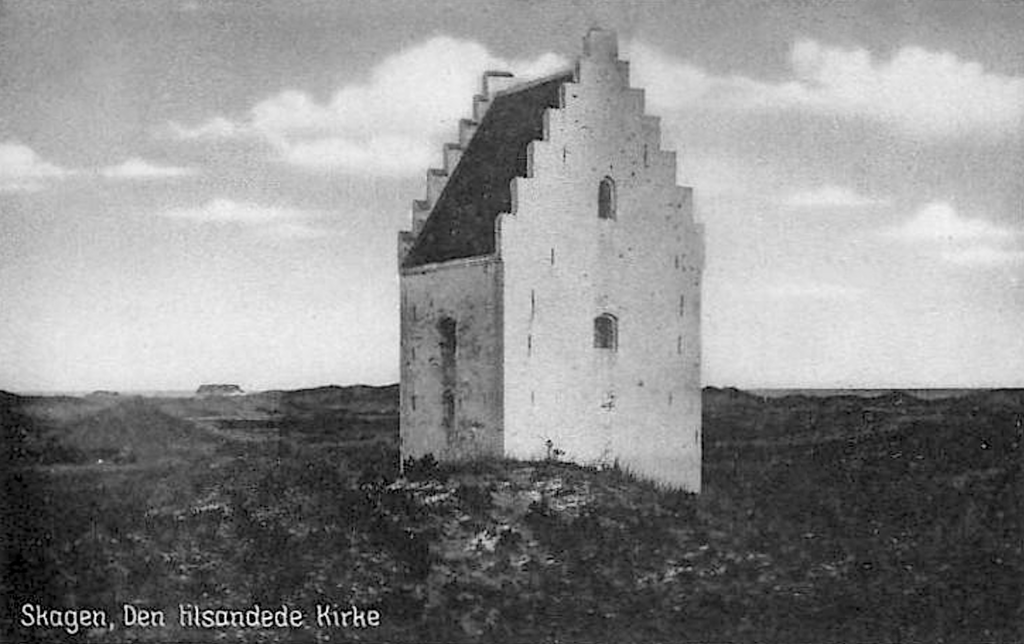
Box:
left=1, top=387, right=1021, bottom=642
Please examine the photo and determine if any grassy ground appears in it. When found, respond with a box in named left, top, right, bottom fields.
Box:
left=1, top=387, right=1020, bottom=643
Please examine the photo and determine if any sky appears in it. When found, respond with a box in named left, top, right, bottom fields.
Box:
left=1, top=0, right=1022, bottom=392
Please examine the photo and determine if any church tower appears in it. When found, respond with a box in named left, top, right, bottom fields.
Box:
left=398, top=29, right=704, bottom=491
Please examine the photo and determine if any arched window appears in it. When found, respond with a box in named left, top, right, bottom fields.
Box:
left=598, top=176, right=616, bottom=220
left=594, top=313, right=618, bottom=350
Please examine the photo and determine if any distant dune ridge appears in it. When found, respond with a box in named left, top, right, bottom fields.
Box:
left=62, top=398, right=209, bottom=460
left=87, top=390, right=120, bottom=398
left=196, top=384, right=244, bottom=396
left=1, top=384, right=403, bottom=466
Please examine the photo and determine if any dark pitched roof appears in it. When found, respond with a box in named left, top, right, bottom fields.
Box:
left=402, top=72, right=573, bottom=268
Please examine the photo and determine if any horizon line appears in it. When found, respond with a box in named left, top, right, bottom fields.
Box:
left=6, top=384, right=1022, bottom=397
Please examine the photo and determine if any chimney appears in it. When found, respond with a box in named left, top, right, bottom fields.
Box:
left=583, top=28, right=618, bottom=60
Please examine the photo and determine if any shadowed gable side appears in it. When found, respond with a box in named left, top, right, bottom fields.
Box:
left=402, top=73, right=573, bottom=268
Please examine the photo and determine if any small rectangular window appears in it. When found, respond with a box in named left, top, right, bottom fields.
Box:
left=527, top=334, right=532, bottom=356
left=679, top=295, right=685, bottom=317
left=531, top=289, right=536, bottom=319
left=550, top=248, right=555, bottom=265
left=677, top=335, right=682, bottom=354
left=594, top=314, right=618, bottom=350
left=598, top=177, right=616, bottom=220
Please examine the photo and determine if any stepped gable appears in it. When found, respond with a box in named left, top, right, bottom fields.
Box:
left=402, top=71, right=573, bottom=268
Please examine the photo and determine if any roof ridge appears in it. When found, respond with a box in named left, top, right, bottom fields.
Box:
left=492, top=68, right=575, bottom=99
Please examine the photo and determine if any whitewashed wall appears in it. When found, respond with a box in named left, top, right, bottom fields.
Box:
left=498, top=30, right=704, bottom=490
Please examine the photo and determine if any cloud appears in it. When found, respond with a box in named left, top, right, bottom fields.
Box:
left=256, top=222, right=328, bottom=240
left=885, top=201, right=1016, bottom=242
left=1, top=144, right=198, bottom=191
left=167, top=37, right=568, bottom=175
left=628, top=40, right=1024, bottom=138
left=677, top=154, right=754, bottom=197
left=942, top=246, right=1024, bottom=267
left=161, top=198, right=329, bottom=239
left=165, top=117, right=241, bottom=141
left=100, top=158, right=197, bottom=179
left=883, top=201, right=1022, bottom=268
left=277, top=134, right=433, bottom=174
left=0, top=142, right=70, bottom=192
left=163, top=198, right=312, bottom=224
left=764, top=280, right=865, bottom=300
left=780, top=185, right=889, bottom=209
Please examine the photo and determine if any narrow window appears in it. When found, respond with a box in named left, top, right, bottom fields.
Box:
left=679, top=295, right=685, bottom=317
left=411, top=395, right=417, bottom=410
left=598, top=176, right=616, bottom=220
left=562, top=146, right=567, bottom=163
left=530, top=289, right=536, bottom=319
left=594, top=313, right=618, bottom=350
left=439, top=317, right=457, bottom=429
left=550, top=248, right=555, bottom=265
left=643, top=144, right=649, bottom=168
left=674, top=255, right=679, bottom=269
left=677, top=335, right=682, bottom=354
left=527, top=334, right=532, bottom=356
left=442, top=391, right=455, bottom=428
